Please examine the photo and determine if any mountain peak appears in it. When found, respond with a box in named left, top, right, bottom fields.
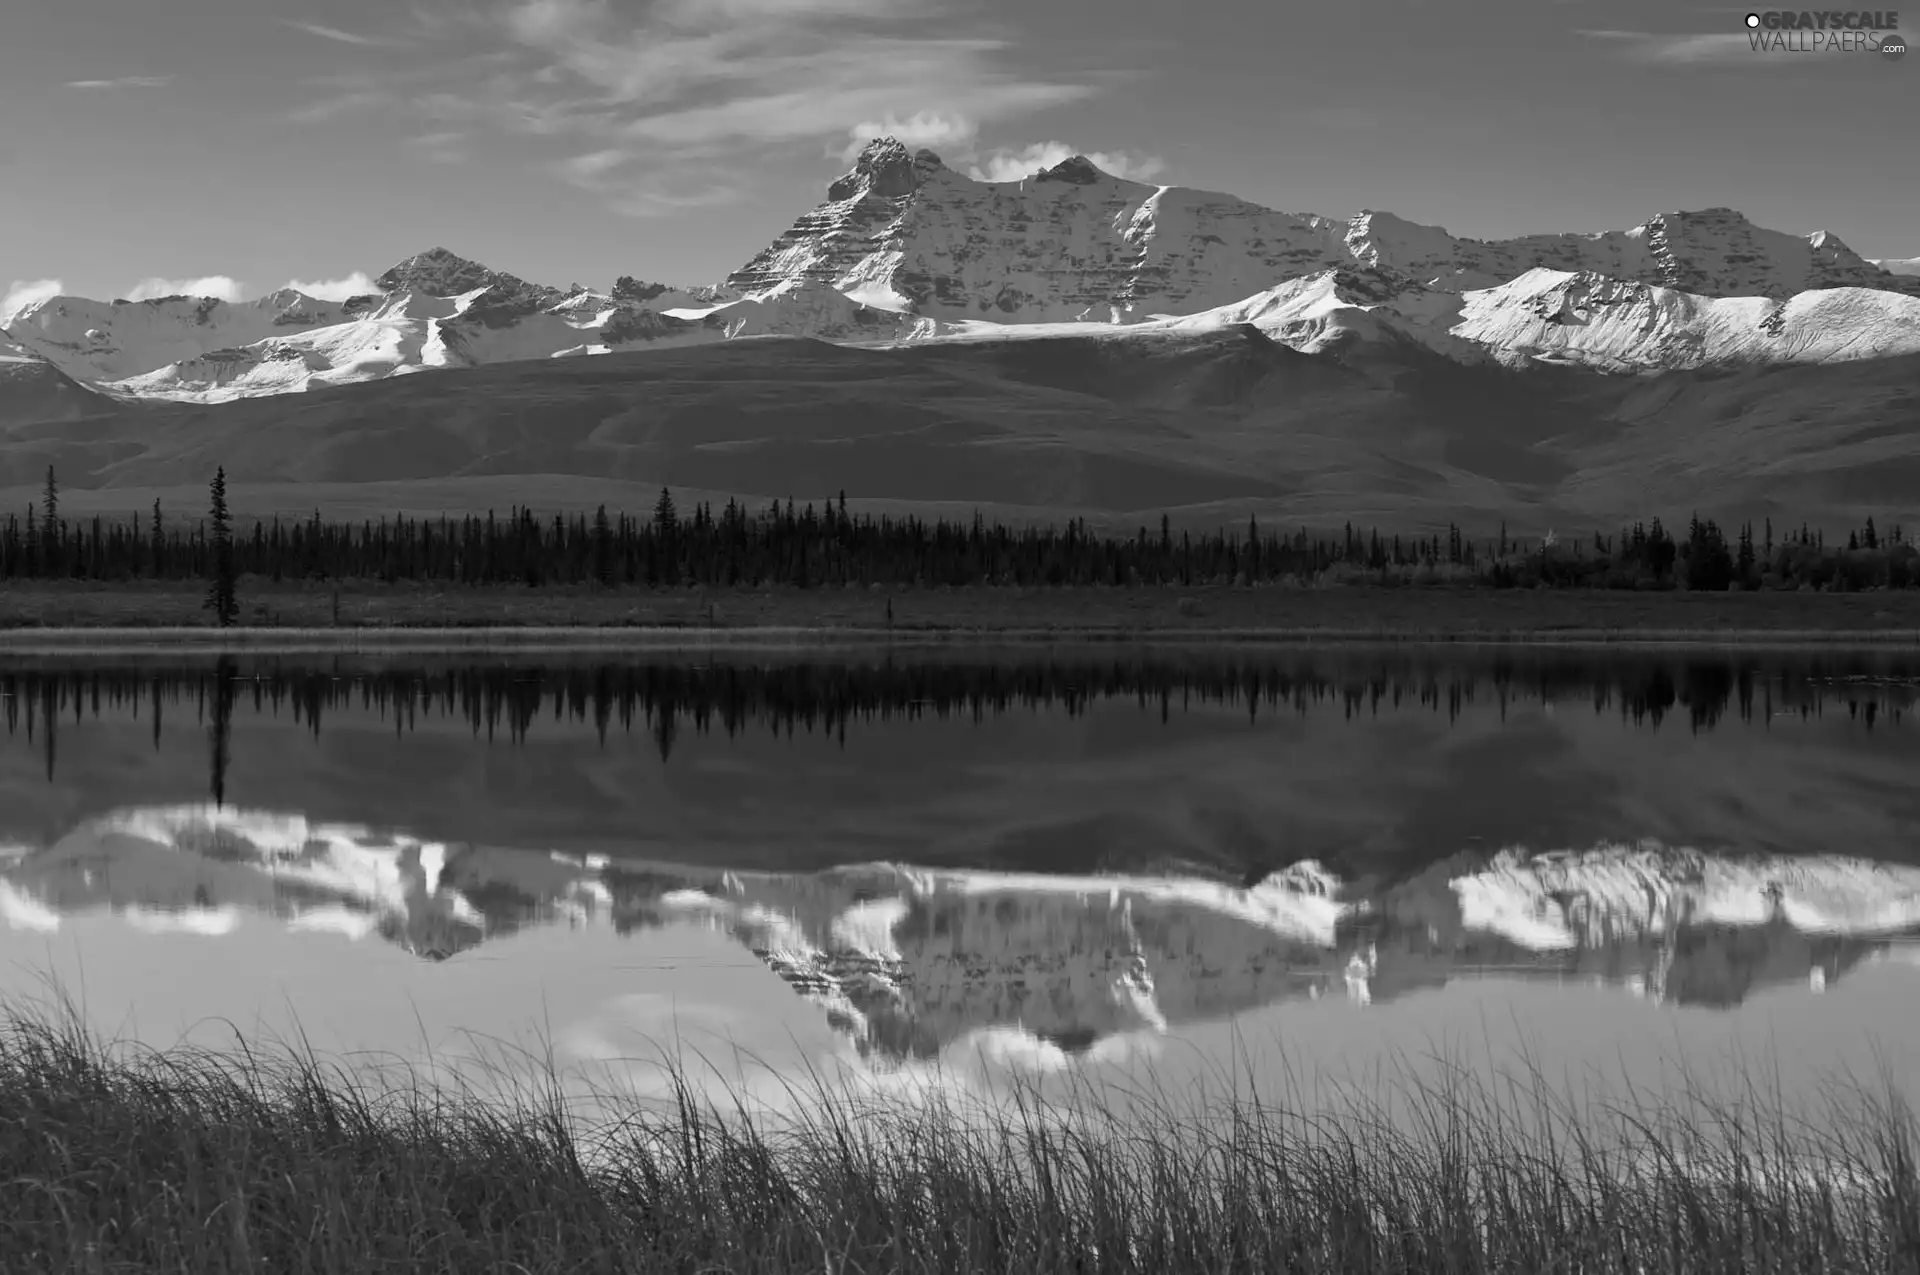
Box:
left=375, top=247, right=500, bottom=296
left=1032, top=155, right=1107, bottom=185
left=826, top=137, right=944, bottom=202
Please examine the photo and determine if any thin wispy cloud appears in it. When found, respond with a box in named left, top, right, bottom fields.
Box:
left=65, top=76, right=172, bottom=90
left=967, top=141, right=1166, bottom=184
left=404, top=130, right=471, bottom=164
left=559, top=148, right=631, bottom=183
left=122, top=276, right=247, bottom=303
left=286, top=90, right=393, bottom=124
left=282, top=19, right=405, bottom=48
left=394, top=0, right=1101, bottom=208
left=279, top=0, right=1116, bottom=217
left=551, top=147, right=744, bottom=218
left=1576, top=28, right=1801, bottom=65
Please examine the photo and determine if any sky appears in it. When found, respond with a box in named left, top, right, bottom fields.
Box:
left=2, top=0, right=1915, bottom=310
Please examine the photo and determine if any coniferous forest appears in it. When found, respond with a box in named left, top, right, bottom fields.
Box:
left=2, top=469, right=1918, bottom=598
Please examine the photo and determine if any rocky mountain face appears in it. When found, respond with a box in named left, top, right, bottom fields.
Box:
left=729, top=139, right=1920, bottom=319
left=727, top=140, right=1363, bottom=322
left=7, top=810, right=1916, bottom=1067
left=376, top=246, right=543, bottom=299
left=3, top=141, right=1915, bottom=409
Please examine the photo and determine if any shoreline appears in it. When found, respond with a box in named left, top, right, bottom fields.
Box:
left=3, top=624, right=1920, bottom=654
left=5, top=582, right=1920, bottom=651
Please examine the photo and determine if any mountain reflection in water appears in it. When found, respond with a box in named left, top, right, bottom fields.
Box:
left=4, top=804, right=1918, bottom=1068
left=1, top=647, right=1917, bottom=1092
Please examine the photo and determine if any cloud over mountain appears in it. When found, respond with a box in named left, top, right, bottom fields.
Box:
left=1, top=279, right=63, bottom=327
left=280, top=272, right=380, bottom=302
left=966, top=142, right=1166, bottom=184
left=123, top=275, right=247, bottom=303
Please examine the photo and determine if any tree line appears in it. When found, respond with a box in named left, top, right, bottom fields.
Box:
left=4, top=470, right=1918, bottom=613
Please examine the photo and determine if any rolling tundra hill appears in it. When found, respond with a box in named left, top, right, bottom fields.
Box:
left=0, top=325, right=1914, bottom=531
left=0, top=339, right=115, bottom=429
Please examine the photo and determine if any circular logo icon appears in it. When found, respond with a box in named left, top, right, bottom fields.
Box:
left=1745, top=12, right=1761, bottom=27
left=1881, top=32, right=1907, bottom=59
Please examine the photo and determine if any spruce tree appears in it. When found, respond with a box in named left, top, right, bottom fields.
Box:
left=40, top=466, right=58, bottom=575
left=204, top=467, right=239, bottom=627
left=592, top=504, right=615, bottom=587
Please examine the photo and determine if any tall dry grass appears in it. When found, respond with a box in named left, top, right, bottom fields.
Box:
left=0, top=998, right=1914, bottom=1273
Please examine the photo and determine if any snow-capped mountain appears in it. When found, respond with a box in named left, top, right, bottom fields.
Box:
left=1006, top=265, right=1920, bottom=372
left=1, top=247, right=947, bottom=404
left=6, top=808, right=1917, bottom=1066
left=106, top=282, right=723, bottom=403
left=730, top=138, right=1920, bottom=317
left=1, top=289, right=377, bottom=384
left=1447, top=270, right=1920, bottom=372
left=5, top=137, right=1917, bottom=409
left=1871, top=257, right=1920, bottom=277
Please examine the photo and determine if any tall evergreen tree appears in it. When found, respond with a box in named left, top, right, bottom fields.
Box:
left=204, top=467, right=239, bottom=626
left=592, top=504, right=615, bottom=587
left=40, top=466, right=58, bottom=575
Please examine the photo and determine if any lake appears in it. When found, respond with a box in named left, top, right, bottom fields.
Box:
left=3, top=645, right=1919, bottom=1142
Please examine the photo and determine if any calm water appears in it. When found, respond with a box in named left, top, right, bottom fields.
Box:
left=2, top=646, right=1918, bottom=1131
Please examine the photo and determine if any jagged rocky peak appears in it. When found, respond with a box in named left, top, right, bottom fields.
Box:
left=608, top=276, right=741, bottom=309
left=826, top=136, right=945, bottom=202
left=610, top=276, right=674, bottom=303
left=376, top=247, right=508, bottom=297
left=1032, top=155, right=1108, bottom=185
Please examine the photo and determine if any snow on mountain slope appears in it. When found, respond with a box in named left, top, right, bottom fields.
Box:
left=1432, top=212, right=1916, bottom=299
left=111, top=282, right=725, bottom=403
left=697, top=279, right=950, bottom=341
left=107, top=276, right=964, bottom=402
left=0, top=249, right=750, bottom=404
left=1, top=288, right=372, bottom=384
left=1155, top=267, right=1486, bottom=361
left=990, top=266, right=1920, bottom=371
left=1872, top=257, right=1920, bottom=278
left=1450, top=270, right=1920, bottom=371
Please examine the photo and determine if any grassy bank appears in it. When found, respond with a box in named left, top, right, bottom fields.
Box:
left=5, top=579, right=1920, bottom=645
left=1, top=1006, right=1915, bottom=1274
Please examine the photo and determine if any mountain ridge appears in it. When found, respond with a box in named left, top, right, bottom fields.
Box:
left=5, top=136, right=1917, bottom=413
